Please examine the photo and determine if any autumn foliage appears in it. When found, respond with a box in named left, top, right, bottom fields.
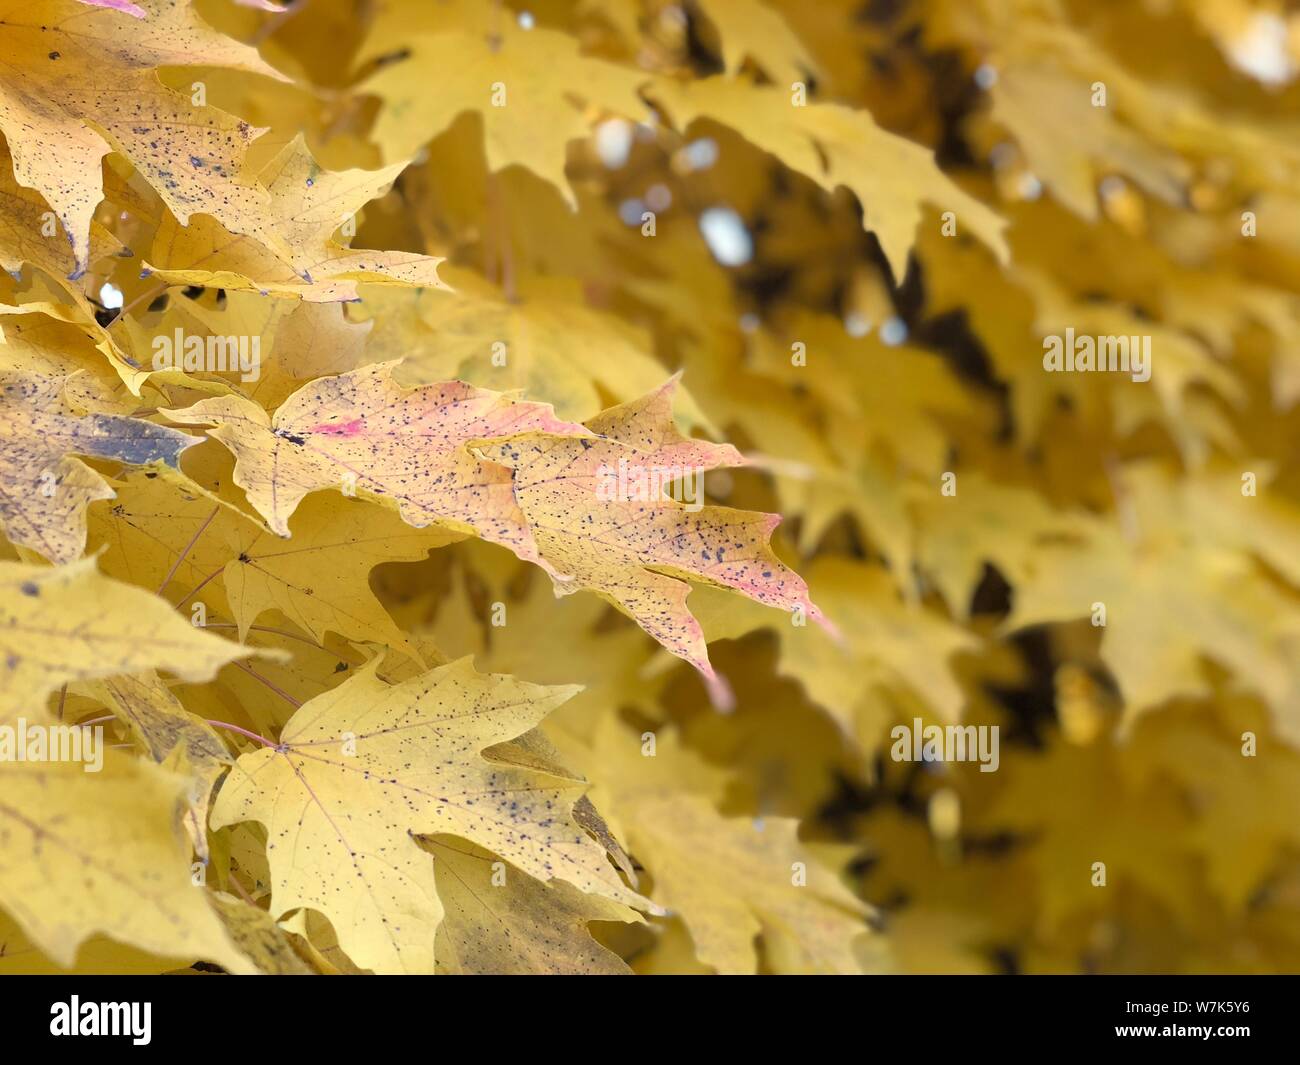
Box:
left=0, top=0, right=1298, bottom=976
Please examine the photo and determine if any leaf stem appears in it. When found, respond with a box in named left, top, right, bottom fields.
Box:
left=204, top=719, right=278, bottom=748
left=201, top=622, right=324, bottom=648
left=230, top=660, right=302, bottom=709
left=173, top=564, right=223, bottom=609
left=226, top=872, right=259, bottom=908
left=157, top=505, right=221, bottom=595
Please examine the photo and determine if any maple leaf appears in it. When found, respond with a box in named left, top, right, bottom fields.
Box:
left=0, top=752, right=253, bottom=971
left=423, top=836, right=640, bottom=975
left=695, top=0, right=821, bottom=85
left=163, top=361, right=589, bottom=573
left=0, top=557, right=256, bottom=722
left=210, top=656, right=650, bottom=974
left=0, top=0, right=287, bottom=276
left=0, top=316, right=131, bottom=413
left=272, top=897, right=560, bottom=976
left=649, top=75, right=1008, bottom=280
left=0, top=140, right=126, bottom=286
left=85, top=670, right=229, bottom=861
left=587, top=719, right=880, bottom=975
left=90, top=463, right=460, bottom=664
left=632, top=798, right=875, bottom=973
left=1008, top=513, right=1300, bottom=743
left=222, top=493, right=463, bottom=661
left=0, top=371, right=199, bottom=563
left=360, top=11, right=647, bottom=204
left=0, top=275, right=161, bottom=397
left=144, top=136, right=448, bottom=299
left=476, top=376, right=830, bottom=703
left=374, top=269, right=715, bottom=429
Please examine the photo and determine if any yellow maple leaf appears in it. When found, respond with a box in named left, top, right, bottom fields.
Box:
left=210, top=656, right=651, bottom=973
left=91, top=461, right=460, bottom=662
left=423, top=836, right=640, bottom=975
left=694, top=557, right=979, bottom=740
left=0, top=140, right=125, bottom=284
left=0, top=0, right=287, bottom=276
left=85, top=669, right=229, bottom=862
left=0, top=371, right=198, bottom=562
left=361, top=12, right=647, bottom=204
left=695, top=0, right=821, bottom=85
left=588, top=719, right=881, bottom=974
left=649, top=75, right=1008, bottom=279
left=144, top=136, right=447, bottom=298
left=0, top=751, right=253, bottom=971
left=0, top=556, right=256, bottom=722
left=380, top=269, right=714, bottom=430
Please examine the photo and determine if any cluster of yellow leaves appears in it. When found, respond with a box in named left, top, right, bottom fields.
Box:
left=0, top=0, right=1297, bottom=976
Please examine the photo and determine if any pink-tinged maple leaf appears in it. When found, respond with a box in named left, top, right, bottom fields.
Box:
left=163, top=361, right=590, bottom=574
left=75, top=0, right=146, bottom=16
left=475, top=374, right=833, bottom=706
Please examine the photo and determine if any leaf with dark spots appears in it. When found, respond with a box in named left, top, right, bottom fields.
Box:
left=0, top=371, right=198, bottom=563
left=143, top=136, right=447, bottom=301
left=211, top=656, right=652, bottom=974
left=163, top=361, right=590, bottom=575
left=0, top=0, right=287, bottom=276
left=0, top=557, right=256, bottom=724
left=476, top=375, right=832, bottom=704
